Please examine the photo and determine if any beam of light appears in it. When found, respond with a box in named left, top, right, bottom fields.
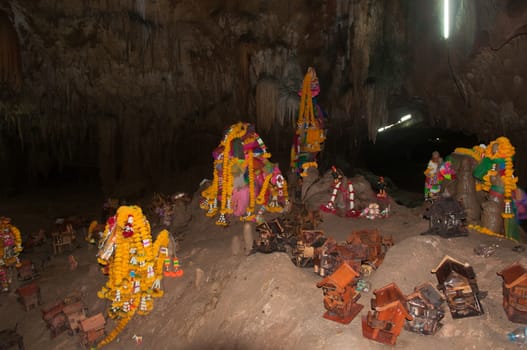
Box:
left=378, top=114, right=412, bottom=133
left=400, top=114, right=412, bottom=122
left=443, top=0, right=450, bottom=39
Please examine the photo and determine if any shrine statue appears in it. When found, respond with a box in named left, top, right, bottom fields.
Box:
left=0, top=217, right=22, bottom=292
left=424, top=151, right=443, bottom=200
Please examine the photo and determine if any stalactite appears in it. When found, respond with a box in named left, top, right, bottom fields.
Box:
left=276, top=90, right=298, bottom=127
left=255, top=77, right=280, bottom=133
left=0, top=10, right=22, bottom=91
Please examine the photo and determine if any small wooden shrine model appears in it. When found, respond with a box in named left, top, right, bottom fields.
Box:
left=346, top=229, right=392, bottom=267
left=316, top=262, right=363, bottom=324
left=251, top=218, right=291, bottom=254
left=422, top=197, right=468, bottom=238
left=362, top=282, right=413, bottom=345
left=79, top=313, right=106, bottom=349
left=291, top=229, right=326, bottom=267
left=315, top=238, right=362, bottom=278
left=498, top=262, right=527, bottom=323
left=405, top=282, right=445, bottom=335
left=432, top=255, right=484, bottom=319
left=313, top=229, right=393, bottom=277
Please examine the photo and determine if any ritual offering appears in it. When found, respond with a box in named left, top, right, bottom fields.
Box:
left=290, top=67, right=326, bottom=176
left=96, top=206, right=170, bottom=348
left=0, top=217, right=23, bottom=292
left=200, top=122, right=289, bottom=226
left=452, top=137, right=519, bottom=240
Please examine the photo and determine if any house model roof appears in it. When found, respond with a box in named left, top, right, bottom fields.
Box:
left=317, top=262, right=359, bottom=289
left=431, top=255, right=476, bottom=286
left=424, top=197, right=466, bottom=220
left=498, top=262, right=527, bottom=289
left=372, top=283, right=413, bottom=320
left=406, top=282, right=444, bottom=308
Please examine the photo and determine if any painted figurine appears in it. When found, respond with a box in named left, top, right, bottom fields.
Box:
left=377, top=176, right=387, bottom=198
left=424, top=151, right=443, bottom=200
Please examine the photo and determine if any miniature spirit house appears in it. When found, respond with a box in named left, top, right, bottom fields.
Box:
left=346, top=229, right=392, bottom=267
left=362, top=282, right=413, bottom=345
left=316, top=262, right=363, bottom=324
left=422, top=197, right=468, bottom=237
left=405, top=282, right=445, bottom=335
left=252, top=218, right=288, bottom=254
left=292, top=229, right=326, bottom=268
left=498, top=262, right=527, bottom=323
left=432, top=255, right=484, bottom=318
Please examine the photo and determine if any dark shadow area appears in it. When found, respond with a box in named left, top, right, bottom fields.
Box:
left=362, top=126, right=479, bottom=194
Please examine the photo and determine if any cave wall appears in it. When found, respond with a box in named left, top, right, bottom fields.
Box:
left=409, top=0, right=527, bottom=186
left=0, top=0, right=410, bottom=195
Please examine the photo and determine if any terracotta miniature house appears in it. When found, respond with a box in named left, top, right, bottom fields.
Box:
left=405, top=282, right=445, bottom=335
left=432, top=255, right=484, bottom=319
left=316, top=262, right=363, bottom=324
left=422, top=197, right=468, bottom=238
left=16, top=282, right=41, bottom=312
left=79, top=313, right=105, bottom=348
left=362, top=282, right=413, bottom=345
left=41, top=300, right=67, bottom=338
left=498, top=262, right=527, bottom=323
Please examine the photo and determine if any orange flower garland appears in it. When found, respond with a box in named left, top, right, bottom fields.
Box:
left=468, top=224, right=504, bottom=238
left=483, top=137, right=517, bottom=219
left=454, top=145, right=485, bottom=162
left=256, top=173, right=272, bottom=205
left=201, top=122, right=289, bottom=225
left=96, top=206, right=170, bottom=347
left=241, top=149, right=256, bottom=221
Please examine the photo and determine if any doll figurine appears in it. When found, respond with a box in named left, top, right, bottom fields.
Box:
left=377, top=177, right=387, bottom=198
left=424, top=151, right=443, bottom=200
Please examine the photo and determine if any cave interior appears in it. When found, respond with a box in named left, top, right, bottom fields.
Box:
left=1, top=0, right=525, bottom=197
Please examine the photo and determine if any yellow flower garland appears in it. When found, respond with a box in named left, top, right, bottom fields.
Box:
left=219, top=123, right=247, bottom=218
left=256, top=173, right=272, bottom=205
left=301, top=161, right=318, bottom=177
left=483, top=137, right=517, bottom=218
left=96, top=206, right=170, bottom=347
left=468, top=224, right=506, bottom=239
left=244, top=149, right=256, bottom=220
left=0, top=218, right=22, bottom=267
left=454, top=146, right=484, bottom=162
left=202, top=122, right=289, bottom=224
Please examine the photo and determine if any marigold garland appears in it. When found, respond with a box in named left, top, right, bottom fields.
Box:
left=0, top=217, right=22, bottom=267
left=96, top=206, right=170, bottom=347
left=468, top=224, right=510, bottom=239
left=454, top=146, right=485, bottom=162
left=483, top=137, right=517, bottom=218
left=244, top=149, right=256, bottom=220
left=291, top=67, right=326, bottom=173
left=256, top=174, right=272, bottom=205
left=201, top=122, right=289, bottom=226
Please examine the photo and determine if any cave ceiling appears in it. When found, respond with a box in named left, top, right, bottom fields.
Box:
left=0, top=0, right=526, bottom=192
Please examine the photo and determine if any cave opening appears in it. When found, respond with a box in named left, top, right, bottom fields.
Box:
left=363, top=125, right=478, bottom=194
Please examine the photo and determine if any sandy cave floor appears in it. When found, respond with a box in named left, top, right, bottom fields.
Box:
left=1, top=185, right=526, bottom=350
